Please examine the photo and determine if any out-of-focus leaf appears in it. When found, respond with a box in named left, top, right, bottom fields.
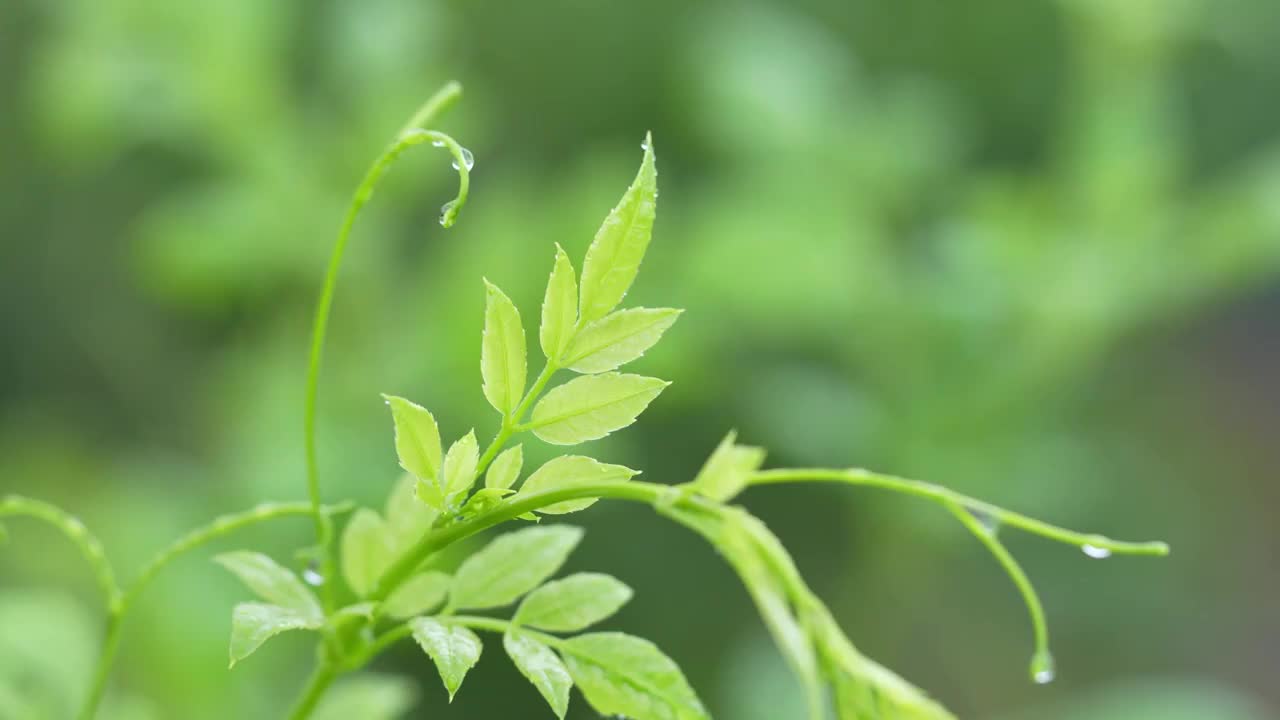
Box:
left=214, top=552, right=321, bottom=619
left=340, top=509, right=394, bottom=598
left=384, top=571, right=452, bottom=620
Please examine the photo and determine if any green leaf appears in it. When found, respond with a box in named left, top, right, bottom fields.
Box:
left=520, top=455, right=638, bottom=514
left=384, top=473, right=438, bottom=552
left=561, top=632, right=708, bottom=720
left=563, top=308, right=681, bottom=374
left=485, top=444, right=524, bottom=490
left=214, top=552, right=321, bottom=620
left=416, top=478, right=447, bottom=512
left=514, top=572, right=633, bottom=632
left=482, top=280, right=527, bottom=417
left=528, top=373, right=669, bottom=445
left=540, top=244, right=579, bottom=363
left=578, top=136, right=657, bottom=323
left=384, top=395, right=443, bottom=482
left=688, top=431, right=767, bottom=502
left=504, top=631, right=573, bottom=719
left=340, top=509, right=394, bottom=598
left=227, top=602, right=321, bottom=668
left=384, top=571, right=452, bottom=620
left=443, top=431, right=480, bottom=498
left=450, top=525, right=583, bottom=610
left=410, top=617, right=483, bottom=701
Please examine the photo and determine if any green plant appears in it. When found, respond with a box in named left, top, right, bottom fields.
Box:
left=0, top=82, right=1169, bottom=720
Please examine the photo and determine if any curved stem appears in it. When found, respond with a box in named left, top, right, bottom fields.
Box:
left=72, top=500, right=345, bottom=720
left=749, top=468, right=1170, bottom=556
left=0, top=495, right=121, bottom=611
left=946, top=500, right=1051, bottom=682
left=303, top=82, right=466, bottom=613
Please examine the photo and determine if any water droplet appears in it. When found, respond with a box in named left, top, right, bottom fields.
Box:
left=439, top=200, right=458, bottom=228
left=303, top=563, right=324, bottom=586
left=964, top=505, right=1001, bottom=536
left=451, top=146, right=475, bottom=171
left=1082, top=544, right=1111, bottom=559
left=431, top=139, right=445, bottom=148
left=1030, top=652, right=1056, bottom=684
left=641, top=141, right=650, bottom=151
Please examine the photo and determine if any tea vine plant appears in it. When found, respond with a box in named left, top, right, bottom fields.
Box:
left=0, top=81, right=1169, bottom=720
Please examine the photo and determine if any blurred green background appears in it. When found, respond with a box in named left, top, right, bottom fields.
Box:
left=2, top=0, right=1279, bottom=717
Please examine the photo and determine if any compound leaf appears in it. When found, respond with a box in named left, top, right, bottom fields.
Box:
left=384, top=571, right=452, bottom=620
left=410, top=617, right=483, bottom=701
left=384, top=396, right=442, bottom=483
left=505, top=631, right=573, bottom=719
left=561, top=632, right=708, bottom=720
left=579, top=136, right=657, bottom=323
left=227, top=602, right=321, bottom=668
left=340, top=509, right=394, bottom=598
left=482, top=281, right=527, bottom=417
left=450, top=525, right=583, bottom=610
left=564, top=308, right=681, bottom=374
left=529, top=373, right=668, bottom=445
left=520, top=455, right=638, bottom=515
left=515, top=572, right=633, bottom=632
left=214, top=551, right=321, bottom=620
left=540, top=244, right=579, bottom=363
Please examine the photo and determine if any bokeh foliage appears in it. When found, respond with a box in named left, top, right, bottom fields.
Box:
left=1, top=0, right=1278, bottom=717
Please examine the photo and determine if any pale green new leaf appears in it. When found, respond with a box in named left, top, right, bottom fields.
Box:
left=579, top=136, right=657, bottom=323
left=384, top=395, right=442, bottom=482
left=384, top=571, right=452, bottom=620
left=450, top=525, right=583, bottom=610
left=459, top=487, right=515, bottom=519
left=505, top=631, right=573, bottom=719
left=214, top=552, right=321, bottom=620
left=529, top=373, right=669, bottom=445
left=540, top=244, right=578, bottom=363
left=514, top=572, right=633, bottom=632
left=564, top=308, right=681, bottom=374
left=688, top=431, right=767, bottom=502
left=384, top=473, right=438, bottom=552
left=520, top=455, right=638, bottom=514
left=341, top=509, right=394, bottom=598
left=485, top=444, right=524, bottom=490
left=227, top=602, right=321, bottom=668
left=410, top=617, right=483, bottom=701
left=443, top=431, right=480, bottom=498
left=561, top=632, right=708, bottom=720
left=482, top=281, right=527, bottom=417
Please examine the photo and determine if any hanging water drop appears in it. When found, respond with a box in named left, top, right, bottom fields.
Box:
left=964, top=505, right=1001, bottom=536
left=303, top=562, right=324, bottom=587
left=1082, top=544, right=1111, bottom=559
left=1030, top=651, right=1056, bottom=684
left=431, top=139, right=446, bottom=148
left=439, top=200, right=458, bottom=227
left=451, top=146, right=474, bottom=171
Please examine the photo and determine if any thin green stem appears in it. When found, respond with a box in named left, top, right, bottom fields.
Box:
left=77, top=615, right=121, bottom=720
left=303, top=83, right=467, bottom=614
left=475, top=362, right=559, bottom=477
left=749, top=468, right=1170, bottom=556
left=286, top=662, right=339, bottom=720
left=0, top=495, right=121, bottom=612
left=946, top=500, right=1051, bottom=682
left=370, top=481, right=691, bottom=601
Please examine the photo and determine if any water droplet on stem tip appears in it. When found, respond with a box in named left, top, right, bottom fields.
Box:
left=1031, top=651, right=1055, bottom=684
